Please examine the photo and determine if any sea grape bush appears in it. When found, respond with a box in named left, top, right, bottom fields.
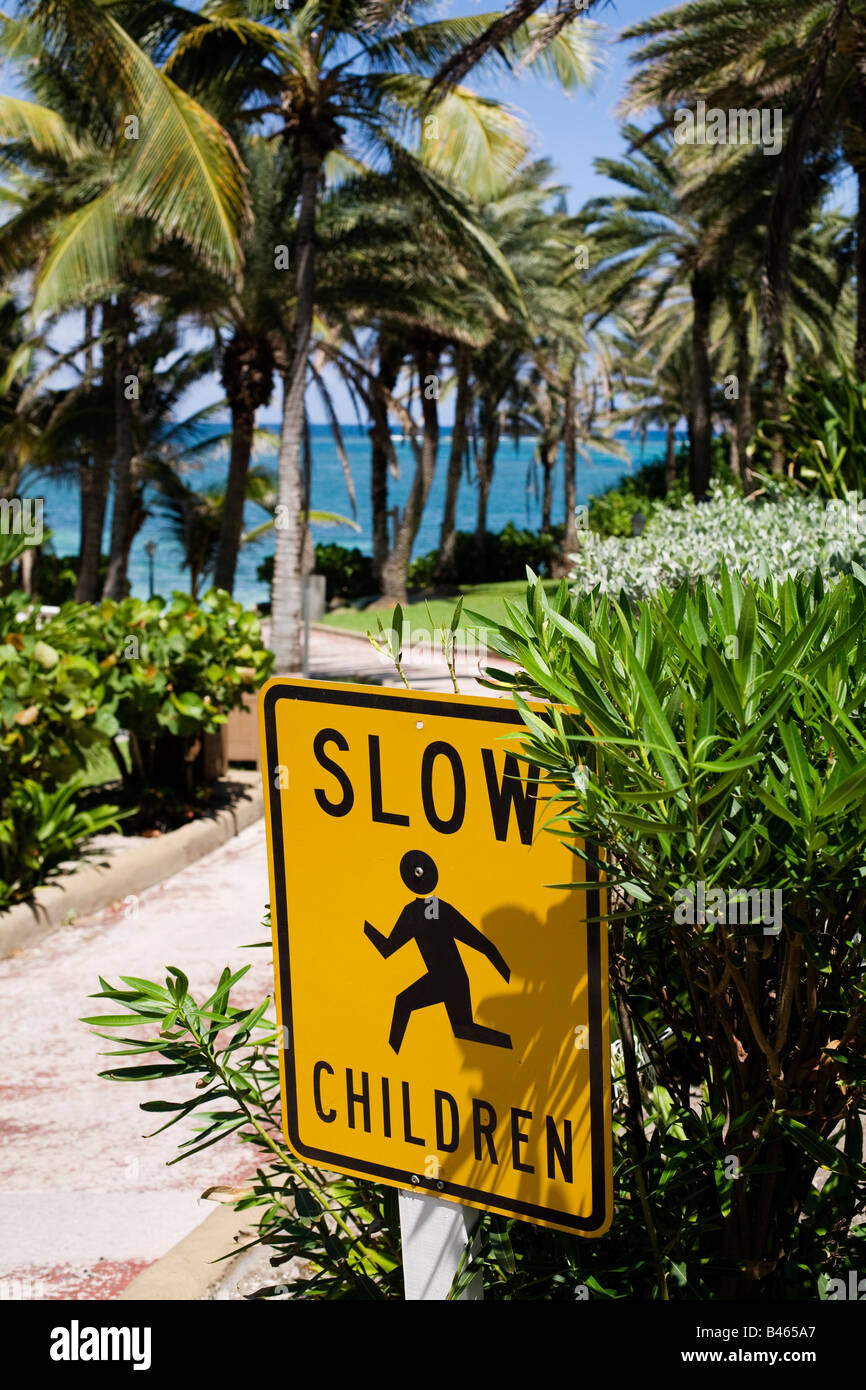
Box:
left=0, top=577, right=272, bottom=905
left=1, top=587, right=272, bottom=791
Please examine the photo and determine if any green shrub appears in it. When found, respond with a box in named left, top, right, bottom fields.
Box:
left=78, top=589, right=273, bottom=792
left=570, top=483, right=866, bottom=598
left=0, top=778, right=122, bottom=909
left=753, top=353, right=866, bottom=498
left=588, top=444, right=738, bottom=538
left=0, top=588, right=118, bottom=796
left=409, top=522, right=565, bottom=587
left=86, top=953, right=405, bottom=1299
left=313, top=544, right=375, bottom=602
left=29, top=551, right=108, bottom=606
left=97, top=589, right=272, bottom=743
left=480, top=564, right=866, bottom=1298
left=587, top=454, right=676, bottom=538
left=2, top=587, right=272, bottom=795
left=257, top=545, right=375, bottom=603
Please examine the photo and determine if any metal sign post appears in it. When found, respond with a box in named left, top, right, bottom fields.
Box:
left=399, top=1190, right=483, bottom=1300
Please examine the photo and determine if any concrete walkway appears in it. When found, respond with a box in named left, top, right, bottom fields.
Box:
left=0, top=628, right=511, bottom=1301
left=0, top=820, right=273, bottom=1301
left=305, top=621, right=502, bottom=694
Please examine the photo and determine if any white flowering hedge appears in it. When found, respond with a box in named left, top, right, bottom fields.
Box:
left=569, top=485, right=866, bottom=598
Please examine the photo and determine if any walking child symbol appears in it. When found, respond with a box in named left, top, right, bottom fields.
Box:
left=364, top=849, right=513, bottom=1054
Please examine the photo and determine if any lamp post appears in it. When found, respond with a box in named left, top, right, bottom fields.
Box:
left=144, top=539, right=157, bottom=598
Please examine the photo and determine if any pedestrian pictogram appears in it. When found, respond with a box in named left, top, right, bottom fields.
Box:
left=259, top=679, right=612, bottom=1237
left=365, top=849, right=513, bottom=1054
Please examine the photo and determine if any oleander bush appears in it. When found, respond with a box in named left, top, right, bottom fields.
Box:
left=570, top=483, right=866, bottom=599
left=479, top=564, right=866, bottom=1298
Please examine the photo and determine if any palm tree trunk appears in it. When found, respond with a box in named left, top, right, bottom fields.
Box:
left=369, top=334, right=402, bottom=589
left=540, top=437, right=556, bottom=532
left=380, top=342, right=440, bottom=603
left=664, top=421, right=677, bottom=494
left=214, top=397, right=254, bottom=594
left=271, top=137, right=320, bottom=672
left=736, top=328, right=754, bottom=493
left=77, top=305, right=113, bottom=602
left=857, top=166, right=866, bottom=380
left=435, top=343, right=471, bottom=585
left=554, top=363, right=577, bottom=577
left=474, top=414, right=499, bottom=545
left=76, top=447, right=109, bottom=601
left=103, top=295, right=134, bottom=599
left=769, top=348, right=787, bottom=477
left=729, top=426, right=740, bottom=480
left=689, top=269, right=714, bottom=500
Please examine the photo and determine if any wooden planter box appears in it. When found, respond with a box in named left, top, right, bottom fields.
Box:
left=225, top=692, right=261, bottom=769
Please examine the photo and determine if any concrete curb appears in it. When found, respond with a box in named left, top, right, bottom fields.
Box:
left=117, top=1203, right=255, bottom=1302
left=0, top=772, right=263, bottom=960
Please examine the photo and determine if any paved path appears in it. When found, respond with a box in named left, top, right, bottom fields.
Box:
left=306, top=622, right=502, bottom=694
left=0, top=629, right=513, bottom=1301
left=0, top=820, right=273, bottom=1301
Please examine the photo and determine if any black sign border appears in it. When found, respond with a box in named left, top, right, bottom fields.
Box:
left=263, top=681, right=610, bottom=1235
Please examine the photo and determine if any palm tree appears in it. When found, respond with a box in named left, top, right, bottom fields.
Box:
left=607, top=317, right=689, bottom=488
left=435, top=341, right=472, bottom=586
left=457, top=161, right=579, bottom=545
left=319, top=174, right=503, bottom=601
left=623, top=0, right=866, bottom=382
left=308, top=145, right=533, bottom=602
left=584, top=126, right=743, bottom=497
left=166, top=2, right=598, bottom=666
left=147, top=461, right=308, bottom=601
left=211, top=138, right=301, bottom=594
left=0, top=2, right=249, bottom=598
left=0, top=4, right=247, bottom=313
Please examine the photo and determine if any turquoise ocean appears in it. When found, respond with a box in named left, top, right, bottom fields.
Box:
left=35, top=423, right=666, bottom=610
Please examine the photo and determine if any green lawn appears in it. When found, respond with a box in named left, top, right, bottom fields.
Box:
left=317, top=579, right=558, bottom=638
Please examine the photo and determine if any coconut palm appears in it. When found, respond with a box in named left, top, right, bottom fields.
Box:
left=210, top=137, right=300, bottom=594
left=314, top=162, right=510, bottom=601
left=456, top=160, right=580, bottom=546
left=582, top=126, right=731, bottom=498
left=623, top=0, right=866, bottom=380
left=164, top=0, right=598, bottom=665
left=0, top=3, right=248, bottom=313
left=601, top=171, right=852, bottom=490
left=0, top=3, right=249, bottom=600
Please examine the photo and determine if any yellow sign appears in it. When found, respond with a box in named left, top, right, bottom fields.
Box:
left=259, top=679, right=612, bottom=1237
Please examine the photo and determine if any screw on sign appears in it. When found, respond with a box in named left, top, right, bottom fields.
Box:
left=259, top=680, right=612, bottom=1299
